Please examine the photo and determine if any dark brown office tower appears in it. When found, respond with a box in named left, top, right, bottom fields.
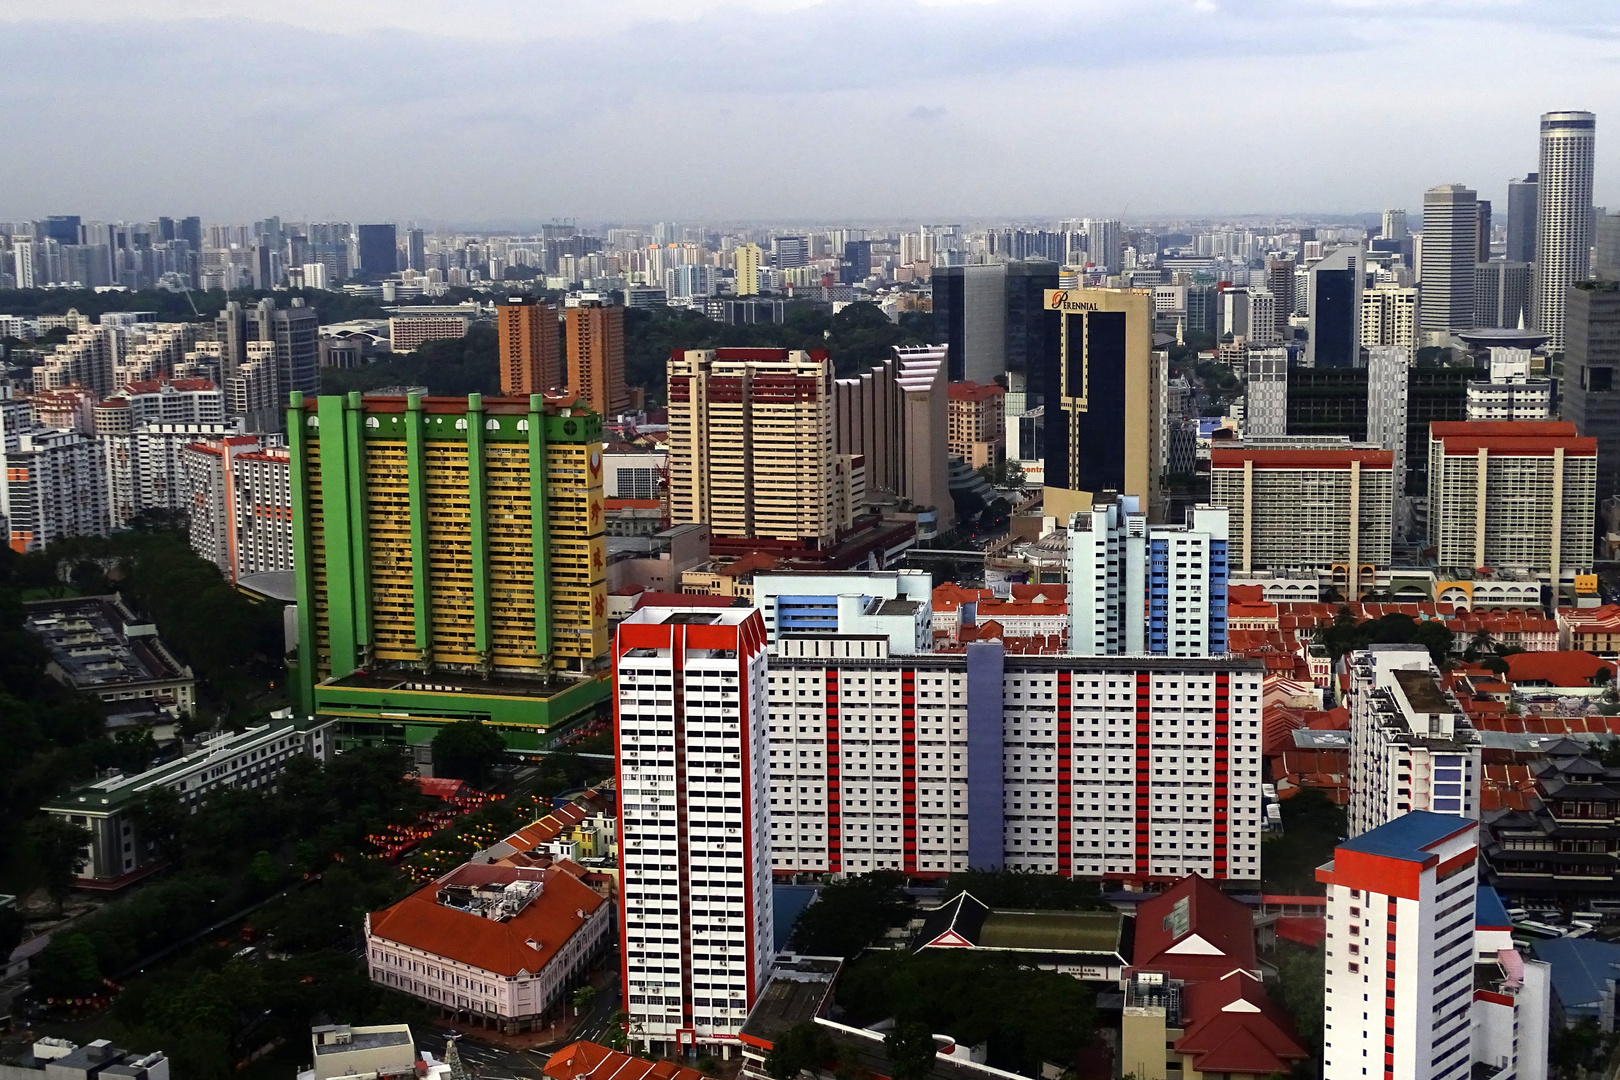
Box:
left=1267, top=257, right=1297, bottom=336
left=565, top=300, right=629, bottom=417
left=497, top=296, right=560, bottom=396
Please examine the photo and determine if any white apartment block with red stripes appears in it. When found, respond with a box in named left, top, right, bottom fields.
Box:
left=1318, top=813, right=1482, bottom=1080
left=1347, top=645, right=1482, bottom=840
left=614, top=606, right=773, bottom=1055
left=766, top=634, right=1266, bottom=884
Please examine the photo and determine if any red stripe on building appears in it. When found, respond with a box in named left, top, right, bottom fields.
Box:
left=1135, top=672, right=1151, bottom=881
left=1057, top=671, right=1072, bottom=876
left=826, top=668, right=841, bottom=874
left=1213, top=672, right=1230, bottom=877
left=902, top=670, right=917, bottom=874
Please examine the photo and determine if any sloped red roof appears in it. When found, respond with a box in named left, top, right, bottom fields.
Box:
left=1009, top=583, right=1067, bottom=604
left=1132, top=874, right=1258, bottom=982
left=368, top=863, right=606, bottom=977
left=1503, top=651, right=1612, bottom=687
left=947, top=381, right=1005, bottom=402
left=545, top=1042, right=710, bottom=1080
left=1563, top=605, right=1620, bottom=633
left=1174, top=974, right=1309, bottom=1075
left=932, top=582, right=992, bottom=613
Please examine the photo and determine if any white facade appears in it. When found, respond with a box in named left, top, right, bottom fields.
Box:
left=765, top=636, right=1266, bottom=882
left=1067, top=496, right=1229, bottom=657
left=753, top=570, right=933, bottom=654
left=181, top=438, right=292, bottom=581
left=604, top=450, right=667, bottom=500
left=1536, top=111, right=1597, bottom=352
left=1321, top=813, right=1480, bottom=1080
left=2, top=428, right=107, bottom=551
left=1361, top=285, right=1420, bottom=354
left=1346, top=645, right=1482, bottom=838
left=106, top=421, right=241, bottom=529
left=1467, top=349, right=1551, bottom=421
left=1367, top=346, right=1410, bottom=495
left=615, top=607, right=773, bottom=1052
left=1243, top=348, right=1288, bottom=438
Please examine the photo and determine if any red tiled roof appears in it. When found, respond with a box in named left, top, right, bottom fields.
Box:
left=1211, top=447, right=1392, bottom=469
left=976, top=600, right=1067, bottom=617
left=1132, top=874, right=1258, bottom=982
left=636, top=592, right=735, bottom=610
left=1503, top=651, right=1613, bottom=687
left=1430, top=421, right=1577, bottom=438
left=368, top=864, right=606, bottom=978
left=417, top=777, right=467, bottom=799
left=1009, top=583, right=1067, bottom=603
left=1562, top=605, right=1620, bottom=632
left=1227, top=585, right=1266, bottom=604
left=545, top=1042, right=710, bottom=1080
left=947, top=381, right=1005, bottom=402
left=932, top=583, right=992, bottom=613
left=1175, top=974, right=1308, bottom=1076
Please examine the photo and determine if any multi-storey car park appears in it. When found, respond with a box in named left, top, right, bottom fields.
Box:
left=763, top=634, right=1266, bottom=884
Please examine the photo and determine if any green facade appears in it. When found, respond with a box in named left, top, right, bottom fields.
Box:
left=287, top=391, right=605, bottom=741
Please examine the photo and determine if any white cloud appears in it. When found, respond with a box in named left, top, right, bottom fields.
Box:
left=0, top=0, right=1615, bottom=221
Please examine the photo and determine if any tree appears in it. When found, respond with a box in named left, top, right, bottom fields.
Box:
left=431, top=720, right=508, bottom=786
left=1260, top=788, right=1346, bottom=894
left=33, top=930, right=101, bottom=998
left=573, top=984, right=597, bottom=1016
left=0, top=904, right=24, bottom=958
left=766, top=1022, right=838, bottom=1080
left=789, top=872, right=909, bottom=959
left=26, top=815, right=90, bottom=913
left=1269, top=942, right=1325, bottom=1061
left=886, top=1020, right=937, bottom=1080
left=605, top=1009, right=631, bottom=1051
left=131, top=787, right=186, bottom=866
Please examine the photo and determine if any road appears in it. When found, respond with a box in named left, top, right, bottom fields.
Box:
left=448, top=970, right=621, bottom=1080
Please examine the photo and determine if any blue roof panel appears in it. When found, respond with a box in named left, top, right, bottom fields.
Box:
left=1476, top=886, right=1511, bottom=929
left=1336, top=811, right=1472, bottom=863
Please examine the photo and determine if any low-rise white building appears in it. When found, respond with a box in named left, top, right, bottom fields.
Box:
left=365, top=862, right=612, bottom=1033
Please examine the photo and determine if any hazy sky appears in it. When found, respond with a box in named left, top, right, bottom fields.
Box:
left=1, top=0, right=1618, bottom=226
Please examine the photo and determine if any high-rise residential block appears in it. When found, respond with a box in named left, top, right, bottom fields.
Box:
left=1041, top=287, right=1154, bottom=521
left=1474, top=260, right=1533, bottom=329
left=668, top=348, right=849, bottom=546
left=497, top=296, right=561, bottom=396
left=1211, top=443, right=1393, bottom=590
left=1318, top=813, right=1480, bottom=1080
left=94, top=377, right=224, bottom=435
left=564, top=299, right=629, bottom=419
left=764, top=635, right=1266, bottom=881
left=183, top=437, right=292, bottom=583
left=1306, top=247, right=1363, bottom=368
left=2, top=428, right=107, bottom=552
left=1536, top=111, right=1597, bottom=352
left=216, top=297, right=320, bottom=404
left=1347, top=645, right=1481, bottom=837
left=1466, top=348, right=1551, bottom=421
left=106, top=420, right=240, bottom=530
left=388, top=313, right=469, bottom=354
left=832, top=345, right=953, bottom=534
left=615, top=605, right=772, bottom=1054
left=733, top=243, right=762, bottom=296
left=1561, top=280, right=1620, bottom=500
left=1426, top=421, right=1595, bottom=577
left=1419, top=184, right=1479, bottom=335
left=946, top=381, right=1005, bottom=468
left=1066, top=495, right=1228, bottom=657
left=288, top=392, right=610, bottom=740
left=1507, top=172, right=1539, bottom=264
left=1360, top=284, right=1420, bottom=354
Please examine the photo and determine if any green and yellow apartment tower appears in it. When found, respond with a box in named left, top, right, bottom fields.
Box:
left=288, top=391, right=610, bottom=750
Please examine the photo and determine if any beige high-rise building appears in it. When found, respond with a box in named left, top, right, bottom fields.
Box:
left=1042, top=287, right=1154, bottom=522
left=1360, top=284, right=1420, bottom=354
left=1210, top=443, right=1394, bottom=596
left=946, top=381, right=1006, bottom=468
left=733, top=243, right=763, bottom=296
left=833, top=345, right=954, bottom=533
left=668, top=348, right=845, bottom=545
left=1419, top=184, right=1478, bottom=335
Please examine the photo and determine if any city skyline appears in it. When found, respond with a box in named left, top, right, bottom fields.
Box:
left=1, top=1, right=1618, bottom=222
